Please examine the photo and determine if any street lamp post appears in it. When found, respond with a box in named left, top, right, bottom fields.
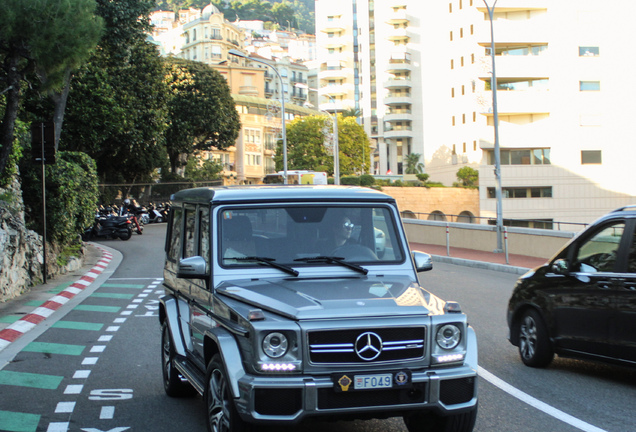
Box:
left=483, top=0, right=504, bottom=253
left=229, top=49, right=288, bottom=184
left=296, top=84, right=340, bottom=184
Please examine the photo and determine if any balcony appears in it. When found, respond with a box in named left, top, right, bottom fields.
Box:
left=387, top=52, right=412, bottom=73
left=479, top=121, right=553, bottom=149
left=384, top=95, right=412, bottom=106
left=385, top=9, right=409, bottom=25
left=475, top=17, right=548, bottom=45
left=383, top=78, right=412, bottom=89
left=320, top=83, right=354, bottom=97
left=319, top=66, right=352, bottom=80
left=321, top=19, right=345, bottom=33
left=384, top=126, right=413, bottom=139
left=323, top=36, right=348, bottom=49
left=477, top=53, right=550, bottom=80
left=476, top=0, right=547, bottom=13
left=386, top=28, right=412, bottom=42
left=477, top=89, right=550, bottom=116
left=384, top=111, right=413, bottom=122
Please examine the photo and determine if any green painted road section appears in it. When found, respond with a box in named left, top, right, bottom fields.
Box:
left=23, top=342, right=85, bottom=356
left=0, top=315, right=21, bottom=324
left=91, top=292, right=134, bottom=299
left=0, top=410, right=40, bottom=432
left=0, top=370, right=63, bottom=389
left=100, top=283, right=145, bottom=289
left=51, top=320, right=103, bottom=331
left=74, top=305, right=121, bottom=313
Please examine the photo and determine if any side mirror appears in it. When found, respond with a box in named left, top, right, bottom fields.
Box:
left=412, top=251, right=433, bottom=272
left=551, top=258, right=569, bottom=275
left=177, top=256, right=208, bottom=279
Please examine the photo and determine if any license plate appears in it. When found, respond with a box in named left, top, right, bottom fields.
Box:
left=354, top=373, right=392, bottom=390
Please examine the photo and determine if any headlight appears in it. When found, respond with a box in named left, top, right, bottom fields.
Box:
left=436, top=324, right=461, bottom=350
left=262, top=332, right=288, bottom=358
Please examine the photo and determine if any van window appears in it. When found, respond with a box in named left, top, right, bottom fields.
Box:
left=574, top=222, right=624, bottom=272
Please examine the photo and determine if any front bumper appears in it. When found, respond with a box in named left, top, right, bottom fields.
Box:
left=235, top=365, right=478, bottom=424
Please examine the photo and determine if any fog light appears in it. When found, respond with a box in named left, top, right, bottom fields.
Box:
left=261, top=363, right=297, bottom=372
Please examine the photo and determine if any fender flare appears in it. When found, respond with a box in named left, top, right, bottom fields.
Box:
left=204, top=327, right=246, bottom=399
left=159, top=295, right=187, bottom=357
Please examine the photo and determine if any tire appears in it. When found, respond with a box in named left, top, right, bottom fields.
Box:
left=161, top=323, right=196, bottom=397
left=119, top=228, right=133, bottom=241
left=205, top=354, right=249, bottom=432
left=518, top=309, right=554, bottom=368
left=404, top=406, right=477, bottom=432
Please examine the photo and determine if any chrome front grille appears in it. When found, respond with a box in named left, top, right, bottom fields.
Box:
left=308, top=327, right=426, bottom=364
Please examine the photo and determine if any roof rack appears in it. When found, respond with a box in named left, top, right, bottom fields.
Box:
left=612, top=205, right=636, bottom=212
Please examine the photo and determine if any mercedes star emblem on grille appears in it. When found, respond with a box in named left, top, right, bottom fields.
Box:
left=355, top=332, right=383, bottom=360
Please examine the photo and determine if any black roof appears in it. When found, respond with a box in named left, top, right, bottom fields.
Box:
left=170, top=185, right=396, bottom=205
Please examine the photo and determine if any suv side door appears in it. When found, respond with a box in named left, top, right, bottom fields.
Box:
left=550, top=219, right=628, bottom=357
left=183, top=205, right=212, bottom=369
left=611, top=219, right=636, bottom=362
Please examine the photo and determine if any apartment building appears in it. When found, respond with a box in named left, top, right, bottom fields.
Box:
left=315, top=0, right=636, bottom=227
left=149, top=5, right=316, bottom=185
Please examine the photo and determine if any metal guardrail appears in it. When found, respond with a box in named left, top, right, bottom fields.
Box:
left=400, top=211, right=588, bottom=232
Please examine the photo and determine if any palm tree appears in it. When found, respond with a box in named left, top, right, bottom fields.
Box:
left=404, top=153, right=424, bottom=174
left=341, top=107, right=362, bottom=118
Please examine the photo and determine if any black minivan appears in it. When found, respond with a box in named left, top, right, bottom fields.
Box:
left=507, top=206, right=636, bottom=368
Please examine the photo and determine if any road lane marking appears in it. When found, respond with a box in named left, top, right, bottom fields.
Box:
left=64, top=384, right=83, bottom=394
left=55, top=402, right=75, bottom=414
left=90, top=293, right=135, bottom=300
left=478, top=366, right=607, bottom=432
left=73, top=370, right=91, bottom=379
left=46, top=422, right=69, bottom=432
left=52, top=321, right=103, bottom=331
left=0, top=370, right=63, bottom=389
left=74, top=305, right=120, bottom=313
left=0, top=410, right=40, bottom=432
left=23, top=342, right=85, bottom=356
left=100, top=283, right=145, bottom=289
left=100, top=406, right=115, bottom=420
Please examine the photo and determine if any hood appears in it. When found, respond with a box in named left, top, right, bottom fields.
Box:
left=216, top=276, right=447, bottom=320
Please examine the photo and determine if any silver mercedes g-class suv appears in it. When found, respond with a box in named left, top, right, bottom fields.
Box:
left=159, top=185, right=478, bottom=432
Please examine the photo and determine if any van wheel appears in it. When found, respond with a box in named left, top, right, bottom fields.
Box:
left=518, top=309, right=554, bottom=368
left=161, top=323, right=195, bottom=397
left=404, top=406, right=477, bottom=432
left=205, top=355, right=249, bottom=432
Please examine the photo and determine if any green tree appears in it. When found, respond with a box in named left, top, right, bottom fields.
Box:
left=185, top=154, right=224, bottom=181
left=404, top=153, right=424, bottom=174
left=456, top=166, right=479, bottom=188
left=0, top=0, right=103, bottom=180
left=281, top=114, right=371, bottom=177
left=61, top=0, right=168, bottom=185
left=164, top=58, right=241, bottom=173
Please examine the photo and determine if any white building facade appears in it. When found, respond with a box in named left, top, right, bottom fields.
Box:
left=315, top=0, right=636, bottom=227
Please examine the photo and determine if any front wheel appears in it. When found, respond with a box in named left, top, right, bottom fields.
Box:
left=205, top=355, right=249, bottom=432
left=518, top=309, right=554, bottom=367
left=161, top=323, right=195, bottom=397
left=404, top=407, right=477, bottom=432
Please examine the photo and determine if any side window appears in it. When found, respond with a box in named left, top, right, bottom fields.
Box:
left=628, top=229, right=636, bottom=273
left=183, top=207, right=197, bottom=259
left=574, top=222, right=625, bottom=272
left=168, top=207, right=183, bottom=261
left=199, top=207, right=210, bottom=268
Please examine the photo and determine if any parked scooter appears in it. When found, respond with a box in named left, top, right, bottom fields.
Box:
left=83, top=208, right=133, bottom=241
left=147, top=202, right=169, bottom=223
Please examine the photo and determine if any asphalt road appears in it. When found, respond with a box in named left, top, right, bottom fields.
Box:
left=1, top=223, right=635, bottom=432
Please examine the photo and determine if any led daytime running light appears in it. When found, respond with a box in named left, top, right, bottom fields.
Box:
left=437, top=353, right=464, bottom=363
left=261, top=363, right=297, bottom=372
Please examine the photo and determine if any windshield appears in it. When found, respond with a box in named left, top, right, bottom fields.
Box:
left=219, top=205, right=404, bottom=267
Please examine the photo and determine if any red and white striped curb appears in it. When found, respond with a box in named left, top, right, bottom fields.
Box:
left=0, top=247, right=113, bottom=352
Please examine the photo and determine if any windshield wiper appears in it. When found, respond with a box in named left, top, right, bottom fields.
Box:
left=232, top=256, right=299, bottom=277
left=294, top=256, right=369, bottom=275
